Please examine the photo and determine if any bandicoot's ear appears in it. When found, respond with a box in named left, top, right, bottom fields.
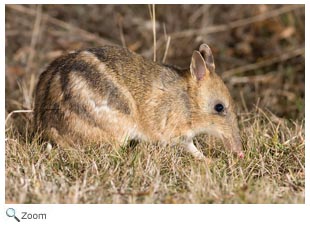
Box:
left=199, top=43, right=215, bottom=72
left=190, top=51, right=209, bottom=81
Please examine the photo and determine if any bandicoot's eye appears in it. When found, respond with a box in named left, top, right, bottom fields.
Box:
left=214, top=103, right=224, bottom=113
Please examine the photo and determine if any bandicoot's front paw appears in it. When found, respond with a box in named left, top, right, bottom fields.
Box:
left=185, top=141, right=205, bottom=160
left=192, top=151, right=205, bottom=160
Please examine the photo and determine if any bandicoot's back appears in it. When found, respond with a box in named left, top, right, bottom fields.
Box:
left=34, top=44, right=244, bottom=160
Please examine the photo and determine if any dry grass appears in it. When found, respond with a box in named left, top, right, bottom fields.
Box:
left=5, top=4, right=304, bottom=203
left=5, top=109, right=304, bottom=203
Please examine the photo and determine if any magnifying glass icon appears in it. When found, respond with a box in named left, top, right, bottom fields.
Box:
left=6, top=208, right=20, bottom=222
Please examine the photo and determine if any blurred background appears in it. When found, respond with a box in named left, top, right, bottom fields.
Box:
left=5, top=4, right=305, bottom=126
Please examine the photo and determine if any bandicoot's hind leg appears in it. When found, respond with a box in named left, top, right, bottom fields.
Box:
left=46, top=127, right=73, bottom=148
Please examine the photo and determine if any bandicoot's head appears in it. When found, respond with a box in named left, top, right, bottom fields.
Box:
left=189, top=44, right=244, bottom=158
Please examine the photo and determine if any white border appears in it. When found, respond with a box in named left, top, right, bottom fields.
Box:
left=304, top=3, right=308, bottom=205
left=1, top=204, right=309, bottom=226
left=2, top=0, right=308, bottom=4
left=2, top=1, right=309, bottom=227
left=1, top=0, right=5, bottom=211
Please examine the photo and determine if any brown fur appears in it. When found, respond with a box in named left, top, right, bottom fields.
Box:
left=34, top=44, right=243, bottom=159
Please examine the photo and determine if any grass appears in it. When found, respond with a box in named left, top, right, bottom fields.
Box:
left=5, top=108, right=304, bottom=204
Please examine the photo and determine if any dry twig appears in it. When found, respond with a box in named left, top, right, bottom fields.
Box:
left=5, top=110, right=33, bottom=125
left=223, top=47, right=304, bottom=78
left=7, top=4, right=116, bottom=46
left=162, top=23, right=171, bottom=63
left=169, top=5, right=303, bottom=39
left=23, top=5, right=42, bottom=109
left=148, top=4, right=157, bottom=62
left=230, top=73, right=277, bottom=84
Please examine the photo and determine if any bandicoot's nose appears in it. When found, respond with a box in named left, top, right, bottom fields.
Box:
left=238, top=152, right=244, bottom=159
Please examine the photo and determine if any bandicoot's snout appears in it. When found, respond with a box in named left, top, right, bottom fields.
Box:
left=222, top=116, right=244, bottom=158
left=223, top=134, right=244, bottom=159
